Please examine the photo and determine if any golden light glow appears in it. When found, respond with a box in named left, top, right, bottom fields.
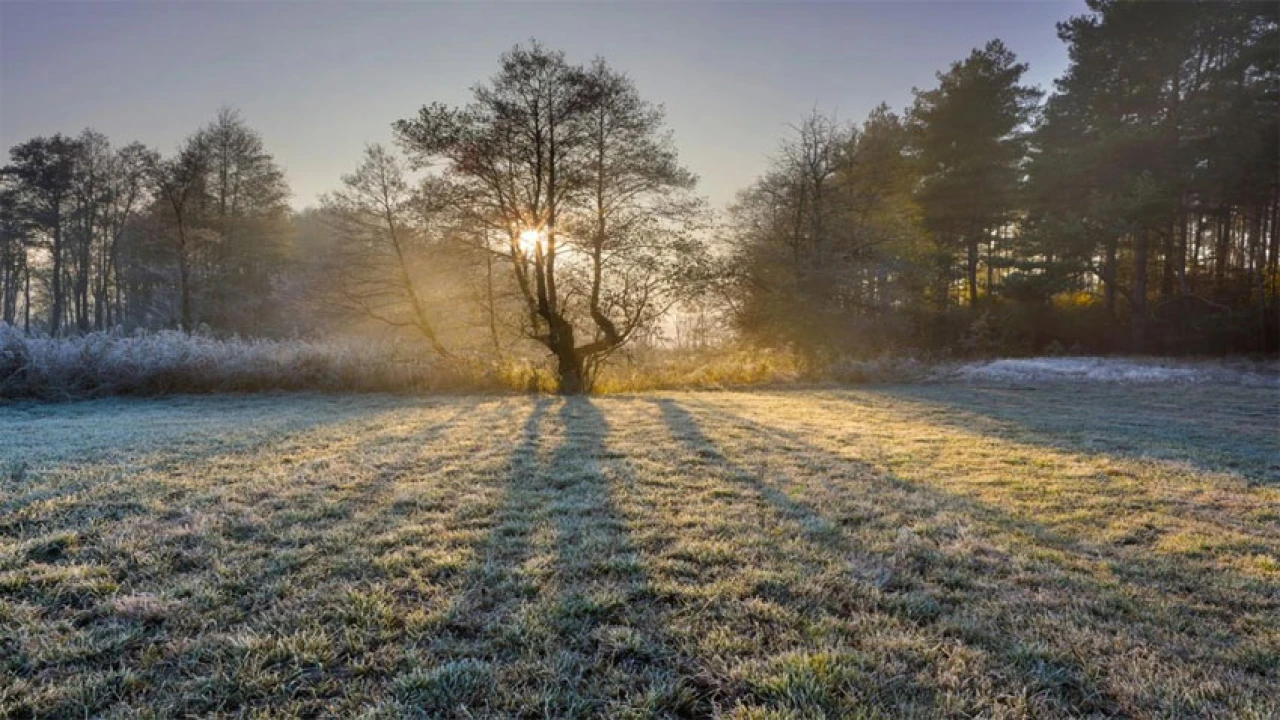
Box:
left=517, top=228, right=545, bottom=255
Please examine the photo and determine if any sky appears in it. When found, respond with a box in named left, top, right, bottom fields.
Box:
left=1, top=0, right=1086, bottom=211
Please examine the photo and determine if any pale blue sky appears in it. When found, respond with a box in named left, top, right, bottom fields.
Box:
left=1, top=1, right=1084, bottom=210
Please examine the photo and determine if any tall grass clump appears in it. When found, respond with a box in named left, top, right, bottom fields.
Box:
left=0, top=324, right=522, bottom=400
left=592, top=348, right=933, bottom=393
left=15, top=323, right=1256, bottom=400
left=0, top=325, right=944, bottom=399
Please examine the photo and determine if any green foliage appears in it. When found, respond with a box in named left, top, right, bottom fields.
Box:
left=732, top=4, right=1278, bottom=357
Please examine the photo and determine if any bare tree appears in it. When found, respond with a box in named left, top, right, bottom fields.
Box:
left=152, top=138, right=208, bottom=331
left=98, top=142, right=157, bottom=328
left=0, top=187, right=32, bottom=327
left=2, top=135, right=79, bottom=335
left=395, top=42, right=707, bottom=392
left=319, top=144, right=450, bottom=357
left=196, top=108, right=290, bottom=334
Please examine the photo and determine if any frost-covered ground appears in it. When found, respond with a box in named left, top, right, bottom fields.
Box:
left=945, top=356, right=1280, bottom=386
left=0, top=325, right=484, bottom=398
left=6, top=324, right=1278, bottom=398
left=3, top=384, right=1278, bottom=718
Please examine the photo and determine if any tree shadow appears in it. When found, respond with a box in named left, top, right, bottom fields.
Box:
left=539, top=397, right=713, bottom=714
left=685, top=392, right=1278, bottom=607
left=421, top=397, right=711, bottom=716
left=649, top=396, right=1202, bottom=717
left=718, top=386, right=1280, bottom=559
left=855, top=384, right=1280, bottom=484
left=662, top=394, right=1280, bottom=716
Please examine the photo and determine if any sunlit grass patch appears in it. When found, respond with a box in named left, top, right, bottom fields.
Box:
left=1, top=384, right=1276, bottom=717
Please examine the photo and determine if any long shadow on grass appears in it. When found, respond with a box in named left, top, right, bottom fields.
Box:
left=857, top=384, right=1280, bottom=484
left=443, top=397, right=552, bottom=625
left=701, top=388, right=1280, bottom=573
left=158, top=402, right=502, bottom=715
left=663, top=395, right=1280, bottom=716
left=653, top=397, right=1130, bottom=717
left=200, top=398, right=555, bottom=716
left=403, top=398, right=563, bottom=716
left=429, top=397, right=708, bottom=716
left=689, top=392, right=1280, bottom=612
left=537, top=397, right=711, bottom=716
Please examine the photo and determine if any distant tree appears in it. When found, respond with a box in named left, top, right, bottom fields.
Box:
left=2, top=134, right=81, bottom=335
left=318, top=144, right=450, bottom=356
left=194, top=108, right=290, bottom=334
left=97, top=142, right=158, bottom=328
left=68, top=129, right=114, bottom=333
left=908, top=40, right=1041, bottom=309
left=728, top=106, right=935, bottom=354
left=727, top=112, right=854, bottom=351
left=1027, top=0, right=1279, bottom=351
left=395, top=42, right=707, bottom=392
left=0, top=186, right=33, bottom=328
left=151, top=137, right=208, bottom=331
left=150, top=109, right=290, bottom=333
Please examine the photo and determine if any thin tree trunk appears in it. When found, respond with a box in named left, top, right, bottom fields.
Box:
left=484, top=241, right=502, bottom=360
left=176, top=215, right=192, bottom=332
left=23, top=263, right=31, bottom=333
left=1214, top=210, right=1229, bottom=296
left=1103, top=236, right=1118, bottom=334
left=1159, top=226, right=1175, bottom=299
left=1177, top=199, right=1189, bottom=294
left=967, top=232, right=979, bottom=309
left=1269, top=194, right=1279, bottom=306
left=1132, top=229, right=1149, bottom=352
left=986, top=232, right=995, bottom=301
left=1251, top=207, right=1265, bottom=350
left=0, top=239, right=10, bottom=325
left=50, top=213, right=63, bottom=336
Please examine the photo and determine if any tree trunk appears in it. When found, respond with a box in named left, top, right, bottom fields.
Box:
left=1132, top=229, right=1149, bottom=352
left=1269, top=194, right=1279, bottom=307
left=549, top=315, right=584, bottom=394
left=1176, top=201, right=1189, bottom=294
left=1214, top=210, right=1229, bottom=296
left=109, top=237, right=123, bottom=328
left=1160, top=227, right=1176, bottom=299
left=1251, top=207, right=1265, bottom=351
left=1103, top=236, right=1118, bottom=318
left=23, top=263, right=31, bottom=333
left=0, top=239, right=11, bottom=325
left=986, top=231, right=995, bottom=300
left=177, top=218, right=192, bottom=332
left=556, top=349, right=585, bottom=395
left=967, top=233, right=979, bottom=308
left=50, top=216, right=63, bottom=335
left=484, top=242, right=502, bottom=360
left=75, top=245, right=91, bottom=333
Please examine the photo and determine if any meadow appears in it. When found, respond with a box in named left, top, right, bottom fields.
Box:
left=2, top=382, right=1278, bottom=718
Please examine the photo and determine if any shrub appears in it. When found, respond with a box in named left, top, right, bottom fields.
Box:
left=0, top=324, right=520, bottom=400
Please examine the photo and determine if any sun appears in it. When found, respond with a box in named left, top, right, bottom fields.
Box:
left=517, top=228, right=544, bottom=255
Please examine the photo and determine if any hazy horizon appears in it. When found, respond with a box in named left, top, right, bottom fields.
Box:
left=2, top=0, right=1083, bottom=211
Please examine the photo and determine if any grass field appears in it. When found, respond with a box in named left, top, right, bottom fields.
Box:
left=2, top=384, right=1278, bottom=718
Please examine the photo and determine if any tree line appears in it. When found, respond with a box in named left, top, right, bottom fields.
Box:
left=1, top=109, right=291, bottom=337
left=2, top=0, right=1277, bottom=392
left=730, top=0, right=1278, bottom=356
